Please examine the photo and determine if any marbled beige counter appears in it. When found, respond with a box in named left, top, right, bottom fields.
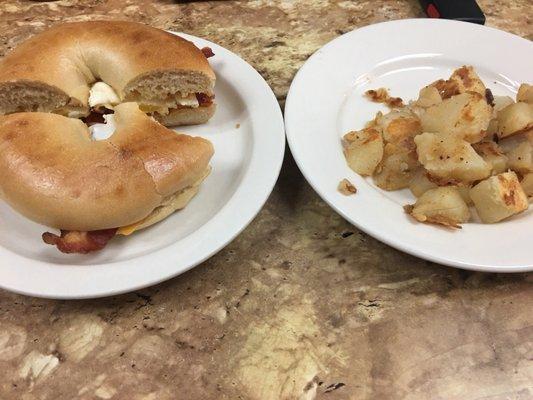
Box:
left=0, top=1, right=532, bottom=399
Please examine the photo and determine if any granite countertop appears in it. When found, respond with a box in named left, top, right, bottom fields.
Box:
left=0, top=1, right=532, bottom=399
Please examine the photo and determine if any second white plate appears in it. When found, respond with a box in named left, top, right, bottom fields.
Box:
left=285, top=19, right=533, bottom=272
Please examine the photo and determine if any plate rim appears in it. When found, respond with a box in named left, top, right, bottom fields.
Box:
left=0, top=32, right=285, bottom=298
left=285, top=18, right=533, bottom=273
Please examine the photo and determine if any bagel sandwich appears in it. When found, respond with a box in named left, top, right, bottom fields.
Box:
left=0, top=103, right=214, bottom=253
left=0, top=21, right=216, bottom=126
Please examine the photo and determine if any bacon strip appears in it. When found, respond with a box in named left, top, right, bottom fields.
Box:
left=196, top=93, right=214, bottom=107
left=81, top=108, right=114, bottom=126
left=42, top=229, right=117, bottom=254
left=201, top=46, right=215, bottom=58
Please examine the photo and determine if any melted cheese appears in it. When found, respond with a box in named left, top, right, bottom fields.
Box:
left=117, top=168, right=210, bottom=235
left=138, top=94, right=199, bottom=115
left=88, top=82, right=120, bottom=109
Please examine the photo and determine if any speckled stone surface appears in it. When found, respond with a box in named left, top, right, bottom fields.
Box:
left=0, top=1, right=532, bottom=399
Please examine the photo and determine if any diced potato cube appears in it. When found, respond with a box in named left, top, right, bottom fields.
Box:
left=343, top=128, right=384, bottom=176
left=507, top=141, right=532, bottom=174
left=415, top=132, right=491, bottom=183
left=521, top=173, right=533, bottom=197
left=377, top=109, right=421, bottom=149
left=420, top=92, right=492, bottom=143
left=404, top=187, right=470, bottom=228
left=499, top=134, right=533, bottom=174
left=496, top=102, right=533, bottom=139
left=473, top=141, right=508, bottom=175
left=373, top=143, right=419, bottom=190
left=415, top=86, right=442, bottom=108
left=449, top=66, right=486, bottom=96
left=470, top=171, right=528, bottom=223
left=409, top=169, right=437, bottom=197
left=517, top=84, right=533, bottom=104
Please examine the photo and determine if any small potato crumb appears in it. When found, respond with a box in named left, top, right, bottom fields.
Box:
left=235, top=123, right=241, bottom=129
left=365, top=88, right=404, bottom=108
left=338, top=179, right=357, bottom=195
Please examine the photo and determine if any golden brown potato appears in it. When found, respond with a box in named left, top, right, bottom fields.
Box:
left=449, top=66, right=486, bottom=96
left=470, top=171, right=528, bottom=223
left=517, top=84, right=533, bottom=104
left=473, top=141, right=508, bottom=175
left=373, top=143, right=419, bottom=190
left=520, top=173, right=533, bottom=197
left=404, top=187, right=470, bottom=228
left=409, top=169, right=437, bottom=197
left=415, top=132, right=491, bottom=184
left=496, top=102, right=533, bottom=139
left=424, top=66, right=485, bottom=100
left=420, top=92, right=492, bottom=143
left=376, top=109, right=421, bottom=149
left=499, top=134, right=533, bottom=174
left=343, top=128, right=384, bottom=176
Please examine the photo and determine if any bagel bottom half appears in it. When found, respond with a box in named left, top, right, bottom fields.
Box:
left=0, top=102, right=214, bottom=252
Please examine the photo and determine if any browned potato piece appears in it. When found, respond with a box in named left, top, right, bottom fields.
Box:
left=470, top=171, right=528, bottom=223
left=373, top=143, right=418, bottom=190
left=420, top=92, right=492, bottom=143
left=521, top=173, right=533, bottom=197
left=409, top=169, right=437, bottom=197
left=404, top=187, right=470, bottom=228
left=376, top=109, right=421, bottom=149
left=499, top=134, right=533, bottom=174
left=496, top=102, right=533, bottom=139
left=343, top=128, right=384, bottom=176
left=517, top=84, right=533, bottom=104
left=449, top=66, right=486, bottom=96
left=415, top=132, right=491, bottom=183
left=473, top=141, right=508, bottom=175
left=424, top=66, right=485, bottom=100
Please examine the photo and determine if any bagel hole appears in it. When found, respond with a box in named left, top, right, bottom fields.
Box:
left=86, top=111, right=116, bottom=141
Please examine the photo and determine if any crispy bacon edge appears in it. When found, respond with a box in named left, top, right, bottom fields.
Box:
left=81, top=107, right=114, bottom=126
left=201, top=46, right=215, bottom=58
left=42, top=229, right=117, bottom=254
left=195, top=92, right=215, bottom=107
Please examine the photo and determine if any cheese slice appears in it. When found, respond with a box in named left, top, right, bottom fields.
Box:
left=117, top=168, right=210, bottom=235
left=138, top=94, right=199, bottom=115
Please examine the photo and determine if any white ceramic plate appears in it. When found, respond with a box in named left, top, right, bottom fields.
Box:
left=285, top=19, right=533, bottom=273
left=0, top=33, right=285, bottom=298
